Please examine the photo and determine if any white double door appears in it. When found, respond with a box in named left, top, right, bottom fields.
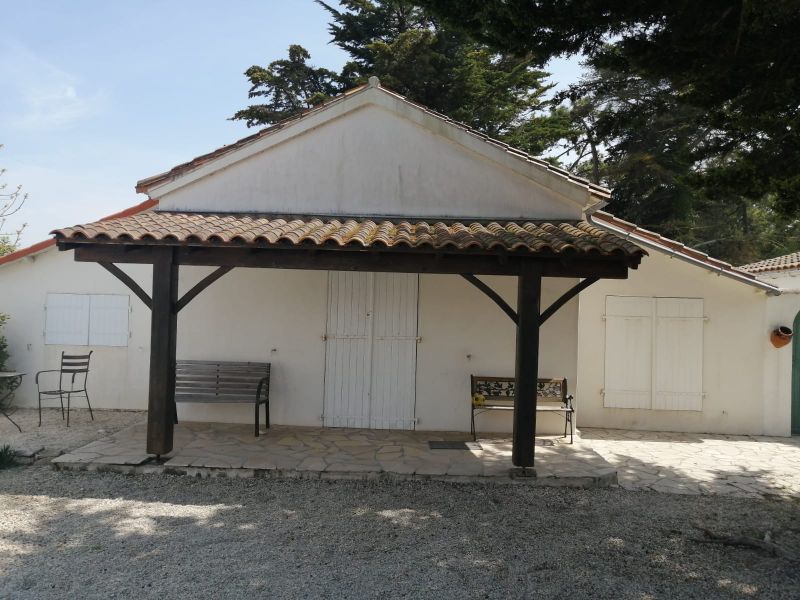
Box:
left=323, top=271, right=419, bottom=430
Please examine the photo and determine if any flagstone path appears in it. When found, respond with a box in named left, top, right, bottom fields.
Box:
left=52, top=421, right=616, bottom=486
left=31, top=414, right=800, bottom=498
left=581, top=428, right=800, bottom=497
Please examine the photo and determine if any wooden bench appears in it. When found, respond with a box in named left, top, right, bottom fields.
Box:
left=470, top=375, right=575, bottom=443
left=175, top=360, right=271, bottom=436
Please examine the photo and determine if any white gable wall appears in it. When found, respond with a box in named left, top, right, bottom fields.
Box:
left=156, top=102, right=585, bottom=220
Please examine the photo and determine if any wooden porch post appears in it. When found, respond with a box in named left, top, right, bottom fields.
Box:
left=147, top=247, right=178, bottom=455
left=512, top=264, right=542, bottom=469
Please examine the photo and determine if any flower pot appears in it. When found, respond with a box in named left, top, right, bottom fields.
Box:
left=770, top=326, right=793, bottom=348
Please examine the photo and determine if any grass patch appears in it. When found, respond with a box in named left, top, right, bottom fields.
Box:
left=0, top=444, right=17, bottom=469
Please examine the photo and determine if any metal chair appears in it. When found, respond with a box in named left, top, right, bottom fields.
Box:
left=36, top=352, right=94, bottom=427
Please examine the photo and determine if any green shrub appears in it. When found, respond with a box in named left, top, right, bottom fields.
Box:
left=0, top=313, right=9, bottom=371
left=0, top=444, right=16, bottom=469
left=0, top=314, right=9, bottom=397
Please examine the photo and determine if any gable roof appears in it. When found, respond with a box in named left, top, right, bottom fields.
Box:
left=135, top=77, right=611, bottom=208
left=588, top=211, right=781, bottom=294
left=740, top=251, right=800, bottom=274
left=0, top=198, right=157, bottom=268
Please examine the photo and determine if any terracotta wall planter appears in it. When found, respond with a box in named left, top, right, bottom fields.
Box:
left=770, top=326, right=793, bottom=348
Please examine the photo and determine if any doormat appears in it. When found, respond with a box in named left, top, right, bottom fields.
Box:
left=428, top=441, right=482, bottom=451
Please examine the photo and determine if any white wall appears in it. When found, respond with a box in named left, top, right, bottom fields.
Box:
left=577, top=251, right=780, bottom=435
left=416, top=274, right=578, bottom=434
left=0, top=248, right=152, bottom=414
left=759, top=269, right=800, bottom=436
left=157, top=102, right=584, bottom=221
left=173, top=265, right=329, bottom=426
left=5, top=246, right=791, bottom=437
left=1, top=248, right=577, bottom=434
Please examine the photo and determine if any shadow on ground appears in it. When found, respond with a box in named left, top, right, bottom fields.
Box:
left=0, top=466, right=798, bottom=599
left=578, top=428, right=800, bottom=497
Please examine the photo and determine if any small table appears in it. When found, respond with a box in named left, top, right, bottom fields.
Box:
left=0, top=372, right=25, bottom=432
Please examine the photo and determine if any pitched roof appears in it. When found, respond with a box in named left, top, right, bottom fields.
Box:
left=740, top=251, right=800, bottom=274
left=135, top=78, right=611, bottom=204
left=51, top=211, right=644, bottom=259
left=0, top=198, right=158, bottom=268
left=589, top=211, right=781, bottom=294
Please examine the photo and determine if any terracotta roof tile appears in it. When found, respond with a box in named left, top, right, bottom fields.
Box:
left=591, top=211, right=780, bottom=293
left=51, top=211, right=645, bottom=259
left=0, top=198, right=158, bottom=268
left=740, top=251, right=800, bottom=274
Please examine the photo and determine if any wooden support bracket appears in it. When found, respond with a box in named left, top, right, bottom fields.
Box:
left=460, top=274, right=518, bottom=324
left=175, top=266, right=234, bottom=313
left=98, top=262, right=152, bottom=309
left=539, top=277, right=599, bottom=325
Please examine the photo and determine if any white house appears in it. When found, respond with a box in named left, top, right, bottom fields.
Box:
left=1, top=78, right=796, bottom=463
left=738, top=252, right=800, bottom=436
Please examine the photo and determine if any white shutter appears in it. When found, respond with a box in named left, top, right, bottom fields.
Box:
left=89, top=294, right=130, bottom=347
left=369, top=273, right=418, bottom=430
left=653, top=298, right=704, bottom=411
left=323, top=272, right=373, bottom=428
left=323, top=272, right=419, bottom=430
left=603, top=296, right=652, bottom=408
left=45, top=293, right=90, bottom=345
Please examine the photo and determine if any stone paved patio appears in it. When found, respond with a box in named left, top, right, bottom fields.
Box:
left=581, top=428, right=800, bottom=498
left=48, top=419, right=800, bottom=497
left=52, top=421, right=616, bottom=486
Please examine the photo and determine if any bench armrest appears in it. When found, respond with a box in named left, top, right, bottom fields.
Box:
left=256, top=376, right=270, bottom=403
left=565, top=394, right=574, bottom=409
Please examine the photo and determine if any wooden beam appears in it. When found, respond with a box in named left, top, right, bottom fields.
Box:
left=539, top=277, right=599, bottom=325
left=460, top=274, right=518, bottom=324
left=175, top=266, right=234, bottom=313
left=70, top=244, right=635, bottom=279
left=512, top=264, right=542, bottom=469
left=98, top=262, right=152, bottom=309
left=147, top=247, right=178, bottom=456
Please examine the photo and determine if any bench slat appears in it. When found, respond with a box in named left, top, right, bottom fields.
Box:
left=176, top=369, right=267, bottom=376
left=176, top=365, right=268, bottom=369
left=174, top=360, right=270, bottom=406
left=176, top=395, right=256, bottom=403
left=535, top=405, right=574, bottom=412
left=176, top=363, right=268, bottom=370
left=176, top=390, right=263, bottom=398
left=176, top=363, right=269, bottom=370
left=175, top=377, right=266, bottom=385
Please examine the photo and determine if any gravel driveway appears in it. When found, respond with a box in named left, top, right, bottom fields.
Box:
left=1, top=465, right=798, bottom=599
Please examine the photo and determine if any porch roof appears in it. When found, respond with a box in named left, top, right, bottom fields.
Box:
left=51, top=209, right=645, bottom=466
left=51, top=210, right=645, bottom=260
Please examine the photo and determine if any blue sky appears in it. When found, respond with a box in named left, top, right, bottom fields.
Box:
left=2, top=1, right=582, bottom=247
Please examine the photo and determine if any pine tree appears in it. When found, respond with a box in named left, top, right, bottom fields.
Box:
left=419, top=0, right=800, bottom=262
left=231, top=1, right=568, bottom=155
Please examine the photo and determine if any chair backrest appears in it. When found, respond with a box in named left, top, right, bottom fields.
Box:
left=60, top=352, right=92, bottom=389
left=175, top=360, right=271, bottom=403
left=471, top=375, right=567, bottom=404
